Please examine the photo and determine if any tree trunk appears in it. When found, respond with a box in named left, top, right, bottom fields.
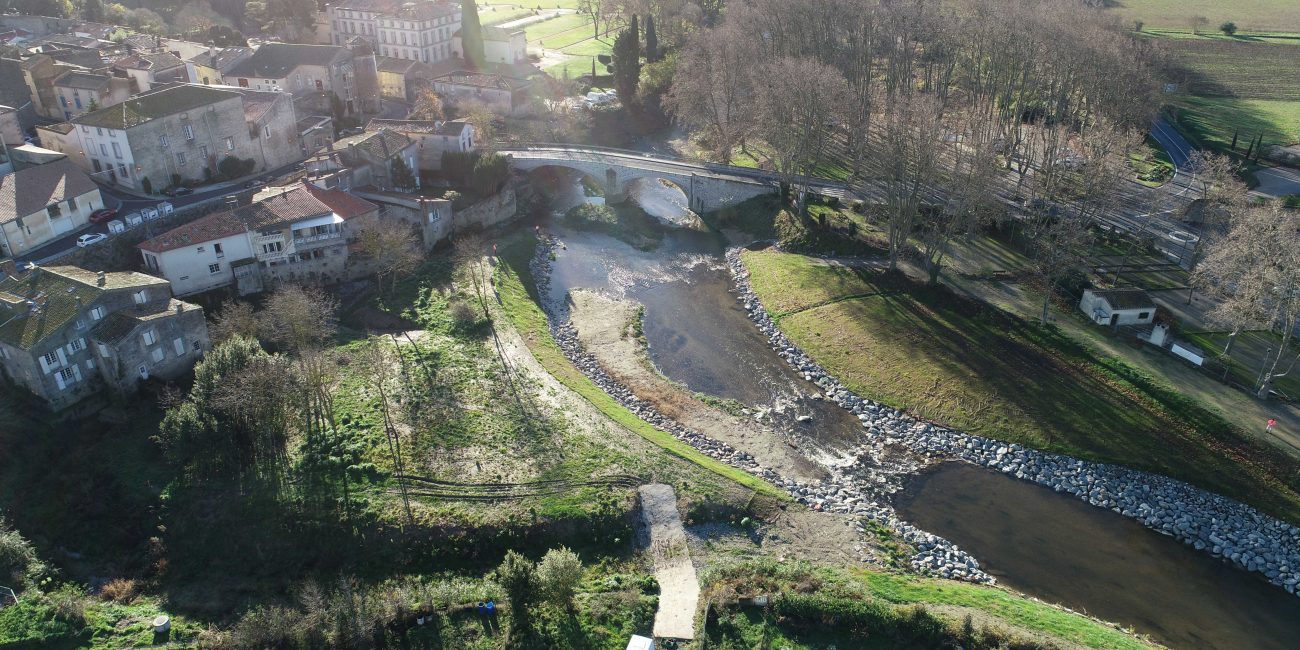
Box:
left=1223, top=327, right=1240, bottom=355
left=1040, top=280, right=1055, bottom=326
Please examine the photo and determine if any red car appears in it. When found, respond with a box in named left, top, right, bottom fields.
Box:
left=89, top=208, right=118, bottom=224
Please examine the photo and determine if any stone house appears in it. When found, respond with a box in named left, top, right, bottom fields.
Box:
left=111, top=51, right=188, bottom=92
left=452, top=25, right=527, bottom=66
left=187, top=46, right=254, bottom=86
left=34, top=121, right=78, bottom=157
left=431, top=71, right=533, bottom=116
left=139, top=180, right=380, bottom=296
left=223, top=43, right=372, bottom=117
left=69, top=83, right=300, bottom=193
left=0, top=158, right=104, bottom=257
left=51, top=70, right=134, bottom=121
left=20, top=54, right=88, bottom=120
left=374, top=56, right=437, bottom=101
left=327, top=128, right=419, bottom=189
left=373, top=1, right=460, bottom=64
left=0, top=265, right=210, bottom=410
left=365, top=118, right=474, bottom=170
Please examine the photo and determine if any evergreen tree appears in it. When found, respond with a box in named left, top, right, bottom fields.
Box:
left=461, top=0, right=485, bottom=69
left=390, top=156, right=417, bottom=191
left=82, top=0, right=104, bottom=22
left=644, top=14, right=658, bottom=62
left=611, top=26, right=641, bottom=105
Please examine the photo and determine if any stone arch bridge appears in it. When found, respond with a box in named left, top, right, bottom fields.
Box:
left=499, top=144, right=848, bottom=213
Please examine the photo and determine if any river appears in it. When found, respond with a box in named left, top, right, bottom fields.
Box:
left=527, top=169, right=1300, bottom=649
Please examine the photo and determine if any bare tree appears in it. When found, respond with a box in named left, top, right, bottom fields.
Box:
left=1183, top=151, right=1249, bottom=300
left=356, top=223, right=423, bottom=295
left=872, top=92, right=945, bottom=272
left=663, top=20, right=757, bottom=164
left=750, top=56, right=849, bottom=211
left=209, top=299, right=260, bottom=344
left=1194, top=202, right=1300, bottom=397
left=917, top=111, right=1002, bottom=284
left=409, top=87, right=444, bottom=121
left=453, top=233, right=493, bottom=319
left=259, top=284, right=340, bottom=352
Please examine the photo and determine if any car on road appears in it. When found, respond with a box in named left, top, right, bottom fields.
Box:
left=88, top=208, right=118, bottom=224
left=244, top=179, right=265, bottom=189
left=164, top=186, right=194, bottom=196
left=76, top=233, right=108, bottom=247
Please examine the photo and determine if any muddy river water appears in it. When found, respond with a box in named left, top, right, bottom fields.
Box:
left=532, top=171, right=1300, bottom=649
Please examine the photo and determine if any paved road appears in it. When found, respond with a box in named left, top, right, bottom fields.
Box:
left=19, top=161, right=305, bottom=265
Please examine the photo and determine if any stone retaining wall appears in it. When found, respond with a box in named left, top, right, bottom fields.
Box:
left=726, top=246, right=1300, bottom=596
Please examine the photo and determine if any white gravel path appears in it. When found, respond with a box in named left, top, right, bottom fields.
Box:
left=638, top=483, right=699, bottom=641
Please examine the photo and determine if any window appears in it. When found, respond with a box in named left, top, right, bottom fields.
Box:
left=67, top=338, right=84, bottom=354
left=183, top=124, right=194, bottom=140
left=151, top=347, right=165, bottom=363
left=173, top=338, right=185, bottom=355
left=214, top=243, right=224, bottom=258
left=90, top=306, right=105, bottom=320
left=142, top=329, right=157, bottom=346
left=199, top=145, right=209, bottom=160
left=99, top=143, right=107, bottom=157
left=224, top=137, right=234, bottom=151
left=176, top=152, right=186, bottom=167
left=117, top=164, right=129, bottom=179
left=1138, top=311, right=1151, bottom=319
left=42, top=351, right=60, bottom=369
left=133, top=290, right=148, bottom=305
left=159, top=134, right=169, bottom=148
left=57, top=366, right=77, bottom=389
left=96, top=127, right=102, bottom=136
left=97, top=343, right=110, bottom=357
left=261, top=241, right=283, bottom=254
left=208, top=263, right=221, bottom=274
left=111, top=142, right=121, bottom=158
left=47, top=203, right=61, bottom=218
left=264, top=125, right=271, bottom=138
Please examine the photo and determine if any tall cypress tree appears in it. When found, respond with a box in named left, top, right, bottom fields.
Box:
left=611, top=26, right=640, bottom=104
left=630, top=14, right=638, bottom=40
left=644, top=15, right=658, bottom=62
left=461, top=0, right=485, bottom=70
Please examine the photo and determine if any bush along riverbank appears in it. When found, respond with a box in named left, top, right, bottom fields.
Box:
left=726, top=247, right=1300, bottom=597
left=526, top=234, right=990, bottom=583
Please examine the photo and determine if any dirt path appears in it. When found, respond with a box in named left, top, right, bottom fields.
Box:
left=568, top=289, right=829, bottom=483
left=639, top=483, right=699, bottom=641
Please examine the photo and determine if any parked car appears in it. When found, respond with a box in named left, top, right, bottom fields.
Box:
left=76, top=233, right=108, bottom=247
left=88, top=207, right=118, bottom=224
left=164, top=186, right=194, bottom=197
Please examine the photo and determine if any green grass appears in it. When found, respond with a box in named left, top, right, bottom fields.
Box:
left=494, top=231, right=787, bottom=499
left=524, top=13, right=594, bottom=43
left=701, top=560, right=1155, bottom=650
left=1112, top=0, right=1300, bottom=32
left=1183, top=330, right=1300, bottom=399
left=1175, top=95, right=1300, bottom=151
left=1128, top=135, right=1176, bottom=187
left=740, top=249, right=1300, bottom=524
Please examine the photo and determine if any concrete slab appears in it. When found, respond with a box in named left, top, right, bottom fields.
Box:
left=638, top=483, right=699, bottom=641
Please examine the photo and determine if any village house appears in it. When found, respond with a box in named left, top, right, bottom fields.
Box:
left=0, top=264, right=210, bottom=410
left=323, top=128, right=419, bottom=190
left=452, top=25, right=527, bottom=65
left=111, top=51, right=188, bottom=92
left=186, top=46, right=254, bottom=86
left=68, top=83, right=300, bottom=194
left=374, top=55, right=437, bottom=101
left=222, top=43, right=372, bottom=116
left=431, top=70, right=533, bottom=116
left=330, top=0, right=462, bottom=65
left=1079, top=289, right=1158, bottom=327
left=365, top=118, right=474, bottom=170
left=0, top=158, right=104, bottom=257
left=20, top=54, right=91, bottom=120
left=138, top=180, right=380, bottom=296
left=50, top=70, right=134, bottom=120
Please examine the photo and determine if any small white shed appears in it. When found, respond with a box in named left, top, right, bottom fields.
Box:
left=1079, top=289, right=1157, bottom=327
left=626, top=635, right=654, bottom=650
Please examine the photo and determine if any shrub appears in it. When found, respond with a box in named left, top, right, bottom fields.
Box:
left=1220, top=21, right=1237, bottom=36
left=141, top=176, right=153, bottom=194
left=536, top=546, right=583, bottom=608
left=449, top=300, right=478, bottom=331
left=494, top=551, right=538, bottom=632
left=0, top=517, right=45, bottom=590
left=98, top=578, right=138, bottom=603
left=471, top=153, right=509, bottom=196
left=216, top=156, right=255, bottom=182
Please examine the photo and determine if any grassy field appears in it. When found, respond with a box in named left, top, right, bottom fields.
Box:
left=1174, top=95, right=1300, bottom=151
left=1183, top=330, right=1300, bottom=399
left=701, top=560, right=1157, bottom=649
left=740, top=249, right=1300, bottom=524
left=1111, top=0, right=1300, bottom=32
left=1128, top=136, right=1176, bottom=186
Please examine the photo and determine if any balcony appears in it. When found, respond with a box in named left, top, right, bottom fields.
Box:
left=292, top=230, right=343, bottom=247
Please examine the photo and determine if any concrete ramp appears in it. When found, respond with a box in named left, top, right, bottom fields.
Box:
left=639, top=483, right=699, bottom=641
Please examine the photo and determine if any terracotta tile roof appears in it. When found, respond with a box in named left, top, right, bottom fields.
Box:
left=139, top=182, right=377, bottom=253
left=0, top=159, right=99, bottom=223
left=136, top=209, right=246, bottom=254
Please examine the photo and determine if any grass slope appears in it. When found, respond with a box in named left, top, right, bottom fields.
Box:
left=741, top=249, right=1300, bottom=524
left=494, top=231, right=787, bottom=499
left=1113, top=0, right=1300, bottom=32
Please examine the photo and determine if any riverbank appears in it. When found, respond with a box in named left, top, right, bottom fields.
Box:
left=731, top=246, right=1300, bottom=597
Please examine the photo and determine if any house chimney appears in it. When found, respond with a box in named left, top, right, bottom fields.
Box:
left=96, top=271, right=106, bottom=287
left=175, top=302, right=184, bottom=315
